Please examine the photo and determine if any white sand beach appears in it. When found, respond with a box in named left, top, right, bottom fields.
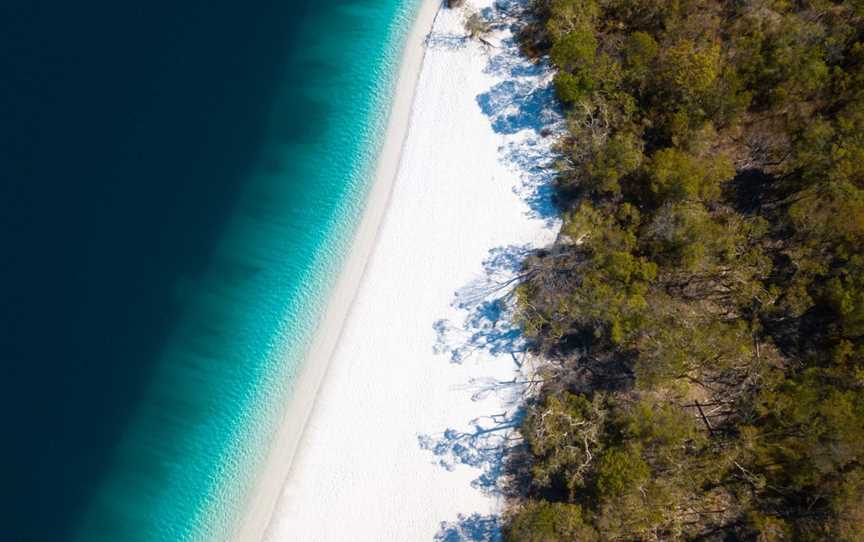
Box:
left=248, top=0, right=562, bottom=539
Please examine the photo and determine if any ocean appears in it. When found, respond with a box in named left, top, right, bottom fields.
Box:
left=0, top=0, right=420, bottom=539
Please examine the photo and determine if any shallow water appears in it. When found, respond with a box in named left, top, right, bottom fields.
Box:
left=0, top=0, right=418, bottom=539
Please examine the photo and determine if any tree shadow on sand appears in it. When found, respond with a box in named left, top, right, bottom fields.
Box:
left=418, top=1, right=563, bottom=539
left=418, top=409, right=522, bottom=493
left=427, top=32, right=471, bottom=51
left=434, top=513, right=502, bottom=542
left=422, top=244, right=544, bottom=496
left=475, top=18, right=562, bottom=225
left=433, top=244, right=532, bottom=364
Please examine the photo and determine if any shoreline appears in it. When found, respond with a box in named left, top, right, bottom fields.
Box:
left=262, top=0, right=561, bottom=539
left=231, top=1, right=441, bottom=540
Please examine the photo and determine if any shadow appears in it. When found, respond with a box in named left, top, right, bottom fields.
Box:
left=474, top=23, right=563, bottom=223
left=418, top=408, right=523, bottom=484
left=434, top=244, right=533, bottom=364
left=420, top=1, right=562, bottom=539
left=418, top=408, right=526, bottom=495
left=434, top=514, right=502, bottom=542
left=422, top=251, right=543, bottom=510
left=427, top=32, right=470, bottom=50
left=477, top=79, right=557, bottom=135
left=501, top=136, right=560, bottom=223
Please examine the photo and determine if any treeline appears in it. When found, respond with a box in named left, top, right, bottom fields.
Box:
left=503, top=0, right=864, bottom=540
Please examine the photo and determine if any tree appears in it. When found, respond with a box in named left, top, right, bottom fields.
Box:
left=506, top=0, right=864, bottom=538
left=621, top=31, right=659, bottom=91
left=646, top=147, right=733, bottom=203
left=658, top=40, right=722, bottom=104
left=584, top=131, right=643, bottom=196
left=522, top=392, right=605, bottom=495
left=504, top=501, right=598, bottom=542
left=595, top=446, right=650, bottom=499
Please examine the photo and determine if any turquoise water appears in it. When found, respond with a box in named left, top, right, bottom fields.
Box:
left=60, top=1, right=422, bottom=539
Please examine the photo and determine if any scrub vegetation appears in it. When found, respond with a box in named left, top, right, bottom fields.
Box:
left=504, top=1, right=864, bottom=539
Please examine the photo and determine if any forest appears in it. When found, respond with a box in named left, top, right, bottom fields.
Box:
left=503, top=0, right=864, bottom=540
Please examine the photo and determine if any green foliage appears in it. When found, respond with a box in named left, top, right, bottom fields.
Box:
left=549, top=29, right=596, bottom=72
left=600, top=0, right=682, bottom=33
left=618, top=399, right=701, bottom=462
left=646, top=148, right=734, bottom=203
left=745, top=512, right=791, bottom=542
left=831, top=470, right=864, bottom=541
left=504, top=501, right=598, bottom=542
left=545, top=0, right=599, bottom=41
left=553, top=71, right=594, bottom=104
left=825, top=256, right=864, bottom=338
left=522, top=392, right=604, bottom=494
left=550, top=30, right=616, bottom=105
left=584, top=132, right=643, bottom=196
left=658, top=40, right=723, bottom=102
left=787, top=98, right=864, bottom=259
left=757, top=370, right=864, bottom=476
left=646, top=202, right=742, bottom=270
left=595, top=446, right=650, bottom=499
left=621, top=31, right=658, bottom=87
left=520, top=201, right=657, bottom=345
left=507, top=0, right=864, bottom=539
left=635, top=310, right=753, bottom=387
left=731, top=8, right=831, bottom=109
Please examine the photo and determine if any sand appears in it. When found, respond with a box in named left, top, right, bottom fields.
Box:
left=231, top=1, right=442, bottom=540
left=246, top=0, right=561, bottom=539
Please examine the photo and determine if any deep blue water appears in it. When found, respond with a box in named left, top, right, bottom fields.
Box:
left=0, top=0, right=418, bottom=539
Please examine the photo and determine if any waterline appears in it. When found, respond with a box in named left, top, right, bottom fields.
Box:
left=71, top=1, right=421, bottom=539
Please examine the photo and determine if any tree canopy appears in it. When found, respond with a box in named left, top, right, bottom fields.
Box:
left=506, top=1, right=864, bottom=540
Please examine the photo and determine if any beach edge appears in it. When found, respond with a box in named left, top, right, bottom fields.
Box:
left=231, top=1, right=441, bottom=540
